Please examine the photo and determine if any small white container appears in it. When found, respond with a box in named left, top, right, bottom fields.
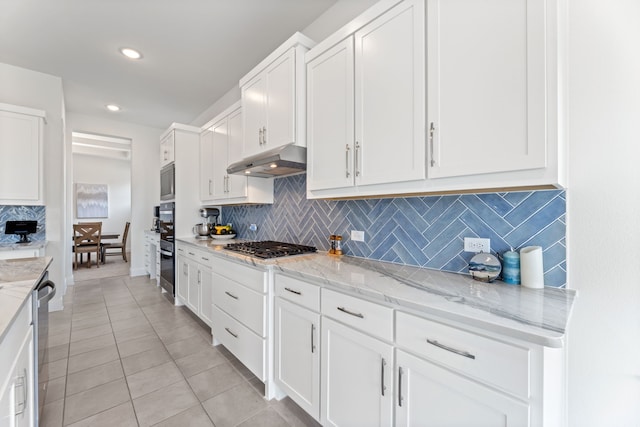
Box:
left=520, top=246, right=544, bottom=289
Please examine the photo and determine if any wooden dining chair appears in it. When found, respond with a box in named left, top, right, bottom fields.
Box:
left=73, top=222, right=102, bottom=269
left=101, top=222, right=130, bottom=263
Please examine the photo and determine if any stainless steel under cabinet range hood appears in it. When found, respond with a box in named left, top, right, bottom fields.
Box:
left=227, top=143, right=306, bottom=178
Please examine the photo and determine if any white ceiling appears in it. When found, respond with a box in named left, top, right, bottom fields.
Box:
left=0, top=0, right=338, bottom=129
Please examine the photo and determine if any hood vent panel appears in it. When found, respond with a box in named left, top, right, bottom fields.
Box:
left=227, top=144, right=306, bottom=178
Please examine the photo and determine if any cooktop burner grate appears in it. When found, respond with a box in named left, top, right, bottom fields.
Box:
left=224, top=240, right=317, bottom=259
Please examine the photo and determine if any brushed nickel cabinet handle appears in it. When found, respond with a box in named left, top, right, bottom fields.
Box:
left=225, top=291, right=238, bottom=300
left=311, top=323, right=316, bottom=353
left=225, top=327, right=238, bottom=338
left=398, top=366, right=404, bottom=407
left=427, top=339, right=475, bottom=360
left=381, top=358, right=387, bottom=396
left=429, top=122, right=436, bottom=167
left=355, top=141, right=361, bottom=177
left=262, top=126, right=267, bottom=145
left=337, top=306, right=364, bottom=319
left=345, top=144, right=351, bottom=178
left=284, top=287, right=301, bottom=296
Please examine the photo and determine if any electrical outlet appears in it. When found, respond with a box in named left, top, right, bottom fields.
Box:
left=249, top=224, right=257, bottom=232
left=464, top=237, right=490, bottom=253
left=351, top=230, right=365, bottom=242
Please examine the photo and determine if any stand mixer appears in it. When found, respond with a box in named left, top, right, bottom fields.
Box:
left=193, top=207, right=220, bottom=239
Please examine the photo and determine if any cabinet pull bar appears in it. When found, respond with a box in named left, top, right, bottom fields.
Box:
left=381, top=358, right=387, bottom=396
left=258, top=128, right=263, bottom=145
left=225, top=291, right=239, bottom=300
left=427, top=339, right=475, bottom=360
left=284, top=287, right=301, bottom=295
left=311, top=323, right=316, bottom=353
left=337, top=306, right=364, bottom=318
left=14, top=370, right=27, bottom=415
left=345, top=144, right=351, bottom=178
left=262, top=126, right=267, bottom=145
left=209, top=179, right=212, bottom=195
left=355, top=141, right=361, bottom=177
left=398, top=366, right=403, bottom=407
left=429, top=122, right=436, bottom=167
left=225, top=327, right=238, bottom=338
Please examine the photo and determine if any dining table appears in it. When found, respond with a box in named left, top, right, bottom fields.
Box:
left=72, top=232, right=120, bottom=266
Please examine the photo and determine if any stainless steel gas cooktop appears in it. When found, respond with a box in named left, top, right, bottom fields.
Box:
left=224, top=241, right=317, bottom=259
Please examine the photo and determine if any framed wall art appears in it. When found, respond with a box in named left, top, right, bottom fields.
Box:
left=76, top=183, right=108, bottom=218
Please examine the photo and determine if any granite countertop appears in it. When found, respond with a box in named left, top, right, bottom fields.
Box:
left=0, top=240, right=47, bottom=252
left=176, top=237, right=576, bottom=348
left=0, top=256, right=52, bottom=341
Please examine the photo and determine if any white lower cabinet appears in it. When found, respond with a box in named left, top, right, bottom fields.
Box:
left=175, top=243, right=213, bottom=326
left=274, top=298, right=320, bottom=421
left=321, top=317, right=394, bottom=427
left=395, top=349, right=529, bottom=427
left=211, top=257, right=269, bottom=385
left=0, top=295, right=35, bottom=427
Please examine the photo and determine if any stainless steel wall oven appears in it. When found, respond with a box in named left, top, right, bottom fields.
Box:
left=159, top=202, right=175, bottom=296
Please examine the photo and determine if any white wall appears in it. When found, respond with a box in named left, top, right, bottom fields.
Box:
left=567, top=0, right=640, bottom=425
left=72, top=153, right=131, bottom=249
left=0, top=62, right=67, bottom=310
left=66, top=113, right=162, bottom=281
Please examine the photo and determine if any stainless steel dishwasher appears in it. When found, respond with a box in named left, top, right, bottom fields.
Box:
left=32, top=273, right=55, bottom=426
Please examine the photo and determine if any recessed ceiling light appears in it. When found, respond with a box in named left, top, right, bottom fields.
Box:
left=120, top=47, right=142, bottom=60
left=106, top=104, right=120, bottom=112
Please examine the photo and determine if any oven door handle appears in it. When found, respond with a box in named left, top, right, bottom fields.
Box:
left=160, top=250, right=173, bottom=257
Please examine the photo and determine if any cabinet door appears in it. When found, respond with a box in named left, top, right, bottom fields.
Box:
left=187, top=260, right=201, bottom=314
left=176, top=256, right=189, bottom=304
left=211, top=119, right=229, bottom=199
left=427, top=0, right=546, bottom=178
left=199, top=265, right=213, bottom=326
left=307, top=37, right=355, bottom=191
left=264, top=47, right=296, bottom=151
left=321, top=317, right=393, bottom=427
left=396, top=350, right=529, bottom=427
left=199, top=127, right=215, bottom=201
left=13, top=327, right=34, bottom=427
left=226, top=108, right=248, bottom=199
left=160, top=131, right=175, bottom=167
left=241, top=73, right=267, bottom=158
left=0, top=110, right=41, bottom=203
left=274, top=298, right=320, bottom=421
left=354, top=0, right=426, bottom=187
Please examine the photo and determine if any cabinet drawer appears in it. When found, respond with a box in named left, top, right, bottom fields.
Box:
left=214, top=273, right=266, bottom=336
left=395, top=311, right=530, bottom=399
left=212, top=306, right=265, bottom=381
left=213, top=258, right=266, bottom=293
left=321, top=288, right=393, bottom=342
left=275, top=275, right=320, bottom=312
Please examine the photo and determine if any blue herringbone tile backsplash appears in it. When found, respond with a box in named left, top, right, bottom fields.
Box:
left=0, top=205, right=46, bottom=243
left=222, top=175, right=566, bottom=287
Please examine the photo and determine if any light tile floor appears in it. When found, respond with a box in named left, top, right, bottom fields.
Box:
left=41, top=269, right=321, bottom=427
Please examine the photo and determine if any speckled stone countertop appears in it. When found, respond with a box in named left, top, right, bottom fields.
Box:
left=177, top=237, right=576, bottom=348
left=0, top=241, right=47, bottom=252
left=0, top=256, right=52, bottom=341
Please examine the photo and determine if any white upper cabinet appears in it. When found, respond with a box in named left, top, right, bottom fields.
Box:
left=307, top=0, right=425, bottom=196
left=307, top=0, right=562, bottom=199
left=354, top=0, right=426, bottom=187
left=427, top=0, right=547, bottom=179
left=160, top=130, right=175, bottom=167
left=240, top=32, right=315, bottom=159
left=0, top=104, right=45, bottom=205
left=200, top=102, right=273, bottom=205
